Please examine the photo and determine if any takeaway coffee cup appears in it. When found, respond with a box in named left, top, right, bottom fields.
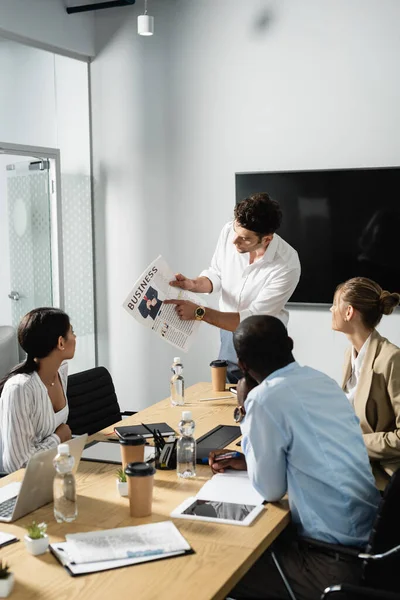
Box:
left=210, top=359, right=228, bottom=392
left=125, top=462, right=156, bottom=518
left=119, top=435, right=145, bottom=470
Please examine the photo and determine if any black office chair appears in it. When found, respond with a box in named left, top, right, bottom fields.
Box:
left=271, top=469, right=400, bottom=600
left=67, top=366, right=135, bottom=435
left=320, top=467, right=400, bottom=599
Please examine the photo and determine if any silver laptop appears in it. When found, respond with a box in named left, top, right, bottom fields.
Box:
left=0, top=434, right=88, bottom=523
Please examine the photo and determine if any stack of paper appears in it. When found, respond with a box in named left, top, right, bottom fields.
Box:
left=50, top=521, right=192, bottom=576
left=196, top=471, right=265, bottom=505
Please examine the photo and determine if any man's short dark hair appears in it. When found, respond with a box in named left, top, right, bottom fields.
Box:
left=233, top=315, right=293, bottom=374
left=234, top=193, right=282, bottom=236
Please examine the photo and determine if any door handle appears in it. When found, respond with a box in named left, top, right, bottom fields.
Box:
left=8, top=291, right=20, bottom=301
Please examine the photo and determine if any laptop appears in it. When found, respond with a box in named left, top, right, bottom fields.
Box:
left=0, top=434, right=88, bottom=523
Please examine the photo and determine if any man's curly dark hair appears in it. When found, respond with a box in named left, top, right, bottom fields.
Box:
left=234, top=193, right=282, bottom=237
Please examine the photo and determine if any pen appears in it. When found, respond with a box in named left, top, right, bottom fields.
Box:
left=214, top=451, right=242, bottom=461
left=156, top=429, right=165, bottom=447
left=141, top=422, right=156, bottom=437
left=199, top=395, right=234, bottom=402
left=201, top=451, right=242, bottom=464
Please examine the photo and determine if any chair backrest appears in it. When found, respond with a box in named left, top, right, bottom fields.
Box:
left=363, top=468, right=400, bottom=592
left=67, top=366, right=122, bottom=435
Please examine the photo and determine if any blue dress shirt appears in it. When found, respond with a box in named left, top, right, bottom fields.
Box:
left=241, top=361, right=381, bottom=546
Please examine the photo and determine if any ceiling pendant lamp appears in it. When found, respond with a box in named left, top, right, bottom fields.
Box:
left=138, top=0, right=154, bottom=36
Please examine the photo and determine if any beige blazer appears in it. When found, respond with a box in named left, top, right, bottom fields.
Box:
left=342, top=330, right=400, bottom=471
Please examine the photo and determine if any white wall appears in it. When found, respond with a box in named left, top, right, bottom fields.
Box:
left=92, top=0, right=400, bottom=411
left=0, top=155, right=12, bottom=325
left=0, top=0, right=95, bottom=58
left=92, top=2, right=173, bottom=411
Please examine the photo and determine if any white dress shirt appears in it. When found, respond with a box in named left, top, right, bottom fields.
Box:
left=200, top=221, right=301, bottom=325
left=345, top=335, right=371, bottom=407
left=0, top=362, right=69, bottom=473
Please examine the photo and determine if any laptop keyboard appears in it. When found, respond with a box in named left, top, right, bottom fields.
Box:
left=0, top=496, right=17, bottom=518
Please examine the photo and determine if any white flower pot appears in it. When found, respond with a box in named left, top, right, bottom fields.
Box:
left=0, top=573, right=14, bottom=598
left=116, top=480, right=128, bottom=496
left=24, top=534, right=49, bottom=556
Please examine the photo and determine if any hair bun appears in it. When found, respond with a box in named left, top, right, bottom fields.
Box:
left=379, top=290, right=400, bottom=315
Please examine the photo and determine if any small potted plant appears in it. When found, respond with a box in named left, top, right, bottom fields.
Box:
left=24, top=521, right=49, bottom=556
left=116, top=468, right=128, bottom=496
left=0, top=561, right=14, bottom=598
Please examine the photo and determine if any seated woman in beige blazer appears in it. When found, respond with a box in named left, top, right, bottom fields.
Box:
left=331, top=277, right=400, bottom=471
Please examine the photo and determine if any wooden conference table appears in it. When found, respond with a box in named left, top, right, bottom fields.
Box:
left=0, top=383, right=290, bottom=600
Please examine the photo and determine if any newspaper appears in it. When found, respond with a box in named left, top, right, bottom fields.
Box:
left=64, top=521, right=191, bottom=564
left=122, top=255, right=206, bottom=352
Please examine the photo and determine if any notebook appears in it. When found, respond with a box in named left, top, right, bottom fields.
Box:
left=114, top=423, right=175, bottom=440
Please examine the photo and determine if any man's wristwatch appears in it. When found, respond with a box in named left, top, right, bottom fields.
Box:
left=194, top=306, right=206, bottom=321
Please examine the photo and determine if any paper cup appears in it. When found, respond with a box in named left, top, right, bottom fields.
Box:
left=210, top=359, right=228, bottom=391
left=125, top=462, right=156, bottom=518
left=119, top=435, right=145, bottom=470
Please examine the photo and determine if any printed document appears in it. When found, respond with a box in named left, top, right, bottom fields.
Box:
left=122, top=255, right=206, bottom=351
left=65, top=521, right=191, bottom=564
left=196, top=471, right=265, bottom=505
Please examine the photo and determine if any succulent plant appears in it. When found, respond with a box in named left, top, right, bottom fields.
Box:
left=26, top=521, right=47, bottom=540
left=116, top=467, right=127, bottom=482
left=0, top=561, right=10, bottom=579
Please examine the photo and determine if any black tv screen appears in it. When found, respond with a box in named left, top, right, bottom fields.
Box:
left=236, top=168, right=400, bottom=305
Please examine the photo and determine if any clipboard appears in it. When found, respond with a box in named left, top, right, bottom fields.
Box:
left=49, top=521, right=194, bottom=576
left=50, top=543, right=194, bottom=576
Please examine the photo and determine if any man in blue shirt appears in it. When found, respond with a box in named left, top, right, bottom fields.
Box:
left=210, top=315, right=380, bottom=600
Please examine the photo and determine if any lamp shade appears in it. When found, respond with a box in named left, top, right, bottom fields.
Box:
left=138, top=14, right=154, bottom=35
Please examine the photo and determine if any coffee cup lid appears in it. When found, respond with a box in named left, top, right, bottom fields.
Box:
left=125, top=462, right=156, bottom=477
left=210, top=359, right=228, bottom=367
left=119, top=434, right=145, bottom=446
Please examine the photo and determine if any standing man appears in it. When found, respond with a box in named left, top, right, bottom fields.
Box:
left=164, top=193, right=301, bottom=382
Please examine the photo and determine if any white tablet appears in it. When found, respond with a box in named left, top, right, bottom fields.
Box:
left=81, top=441, right=155, bottom=464
left=170, top=497, right=264, bottom=526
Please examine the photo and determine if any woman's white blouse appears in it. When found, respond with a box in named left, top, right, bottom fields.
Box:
left=0, top=362, right=69, bottom=473
left=344, top=335, right=371, bottom=407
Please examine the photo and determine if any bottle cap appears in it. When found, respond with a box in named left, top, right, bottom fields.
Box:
left=125, top=462, right=156, bottom=477
left=182, top=410, right=192, bottom=421
left=173, top=357, right=181, bottom=363
left=58, top=443, right=70, bottom=455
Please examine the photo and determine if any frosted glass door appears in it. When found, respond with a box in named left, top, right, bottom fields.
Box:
left=6, top=160, right=53, bottom=329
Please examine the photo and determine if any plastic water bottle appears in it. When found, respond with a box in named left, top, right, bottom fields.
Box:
left=177, top=411, right=196, bottom=478
left=170, top=357, right=184, bottom=406
left=53, top=443, right=77, bottom=523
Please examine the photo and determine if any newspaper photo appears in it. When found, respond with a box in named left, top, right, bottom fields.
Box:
left=122, top=255, right=206, bottom=352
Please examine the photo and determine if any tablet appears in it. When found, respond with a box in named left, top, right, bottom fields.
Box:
left=170, top=497, right=264, bottom=526
left=81, top=441, right=155, bottom=464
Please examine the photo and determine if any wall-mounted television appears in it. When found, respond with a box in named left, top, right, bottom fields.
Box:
left=236, top=168, right=400, bottom=305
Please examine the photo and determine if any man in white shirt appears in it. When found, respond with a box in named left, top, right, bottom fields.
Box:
left=164, top=193, right=301, bottom=382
